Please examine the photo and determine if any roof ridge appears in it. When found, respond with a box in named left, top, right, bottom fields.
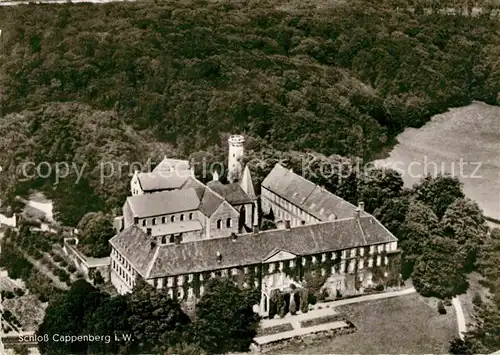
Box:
left=357, top=218, right=368, bottom=245
left=146, top=244, right=160, bottom=278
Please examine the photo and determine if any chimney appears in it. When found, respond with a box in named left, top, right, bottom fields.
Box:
left=358, top=202, right=365, bottom=211
left=146, top=228, right=152, bottom=236
left=285, top=220, right=291, bottom=229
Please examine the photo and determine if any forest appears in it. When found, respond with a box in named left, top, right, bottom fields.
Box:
left=0, top=0, right=499, bottom=224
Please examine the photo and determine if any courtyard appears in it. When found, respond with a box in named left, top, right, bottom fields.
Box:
left=274, top=292, right=458, bottom=354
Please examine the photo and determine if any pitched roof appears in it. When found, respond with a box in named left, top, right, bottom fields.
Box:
left=111, top=216, right=397, bottom=278
left=109, top=225, right=157, bottom=277
left=153, top=156, right=190, bottom=172
left=206, top=182, right=253, bottom=205
left=137, top=172, right=190, bottom=191
left=126, top=188, right=200, bottom=218
left=240, top=165, right=256, bottom=199
left=198, top=187, right=224, bottom=217
left=147, top=220, right=203, bottom=236
left=262, top=164, right=365, bottom=220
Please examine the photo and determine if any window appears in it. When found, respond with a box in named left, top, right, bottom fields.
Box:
left=178, top=275, right=184, bottom=285
left=226, top=218, right=231, bottom=228
left=368, top=258, right=374, bottom=267
left=188, top=274, right=193, bottom=282
left=376, top=255, right=381, bottom=266
left=217, top=219, right=222, bottom=229
left=231, top=268, right=238, bottom=276
left=152, top=218, right=156, bottom=225
left=153, top=279, right=158, bottom=288
left=167, top=277, right=174, bottom=287
left=350, top=248, right=356, bottom=258
left=142, top=220, right=146, bottom=226
left=321, top=268, right=326, bottom=276
left=180, top=214, right=184, bottom=221
left=312, top=256, right=317, bottom=264
left=189, top=213, right=193, bottom=220
left=360, top=247, right=364, bottom=257
left=290, top=260, right=295, bottom=268
left=161, top=236, right=166, bottom=244
left=269, top=263, right=275, bottom=273
left=359, top=259, right=364, bottom=270
left=244, top=267, right=248, bottom=274
left=171, top=216, right=175, bottom=222
left=384, top=256, right=388, bottom=265
left=321, top=254, right=327, bottom=262
left=162, top=217, right=166, bottom=223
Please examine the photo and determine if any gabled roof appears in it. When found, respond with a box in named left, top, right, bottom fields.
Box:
left=153, top=156, right=190, bottom=172
left=240, top=165, right=256, bottom=199
left=137, top=172, right=190, bottom=192
left=206, top=182, right=253, bottom=205
left=262, top=164, right=365, bottom=220
left=126, top=188, right=200, bottom=218
left=198, top=187, right=224, bottom=217
left=111, top=215, right=398, bottom=278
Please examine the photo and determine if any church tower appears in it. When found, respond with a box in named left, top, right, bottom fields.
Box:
left=227, top=135, right=245, bottom=183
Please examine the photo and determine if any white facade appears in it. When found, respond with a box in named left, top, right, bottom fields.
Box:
left=228, top=135, right=245, bottom=183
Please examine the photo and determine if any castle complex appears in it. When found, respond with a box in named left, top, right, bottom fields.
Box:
left=110, top=135, right=400, bottom=317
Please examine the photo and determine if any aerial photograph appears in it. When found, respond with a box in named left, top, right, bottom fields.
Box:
left=0, top=0, right=499, bottom=354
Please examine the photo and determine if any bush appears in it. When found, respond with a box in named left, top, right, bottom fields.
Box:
left=300, top=288, right=309, bottom=313
left=53, top=254, right=62, bottom=262
left=60, top=260, right=68, bottom=267
left=375, top=284, right=385, bottom=291
left=14, top=287, right=25, bottom=297
left=308, top=292, right=317, bottom=305
left=68, top=265, right=76, bottom=273
left=438, top=300, right=447, bottom=314
left=4, top=291, right=15, bottom=299
left=472, top=293, right=483, bottom=307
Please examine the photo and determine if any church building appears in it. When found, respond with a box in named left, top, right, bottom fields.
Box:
left=109, top=135, right=400, bottom=317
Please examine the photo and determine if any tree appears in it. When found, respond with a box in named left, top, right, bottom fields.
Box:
left=449, top=337, right=474, bottom=355
left=12, top=344, right=30, bottom=355
left=77, top=211, right=115, bottom=258
left=192, top=279, right=260, bottom=354
left=85, top=295, right=133, bottom=354
left=37, top=280, right=106, bottom=355
left=412, top=174, right=464, bottom=218
left=373, top=194, right=411, bottom=238
left=442, top=198, right=488, bottom=270
left=126, top=280, right=190, bottom=354
left=412, top=237, right=468, bottom=299
left=398, top=201, right=441, bottom=274
left=357, top=167, right=404, bottom=213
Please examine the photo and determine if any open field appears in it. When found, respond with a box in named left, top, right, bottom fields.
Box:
left=276, top=293, right=457, bottom=354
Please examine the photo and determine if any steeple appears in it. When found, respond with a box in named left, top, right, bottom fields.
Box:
left=240, top=165, right=256, bottom=200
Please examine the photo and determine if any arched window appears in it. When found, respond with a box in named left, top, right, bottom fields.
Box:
left=162, top=217, right=166, bottom=223
left=180, top=214, right=184, bottom=221
left=152, top=218, right=156, bottom=225
left=171, top=215, right=175, bottom=222
left=217, top=219, right=222, bottom=229
left=189, top=213, right=193, bottom=220
left=226, top=218, right=231, bottom=228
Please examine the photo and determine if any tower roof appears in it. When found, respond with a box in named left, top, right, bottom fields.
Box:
left=240, top=165, right=256, bottom=199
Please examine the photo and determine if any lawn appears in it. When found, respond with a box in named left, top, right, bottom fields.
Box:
left=276, top=293, right=458, bottom=354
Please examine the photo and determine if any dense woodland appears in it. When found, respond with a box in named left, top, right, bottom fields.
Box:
left=0, top=0, right=499, bottom=353
left=0, top=0, right=499, bottom=224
